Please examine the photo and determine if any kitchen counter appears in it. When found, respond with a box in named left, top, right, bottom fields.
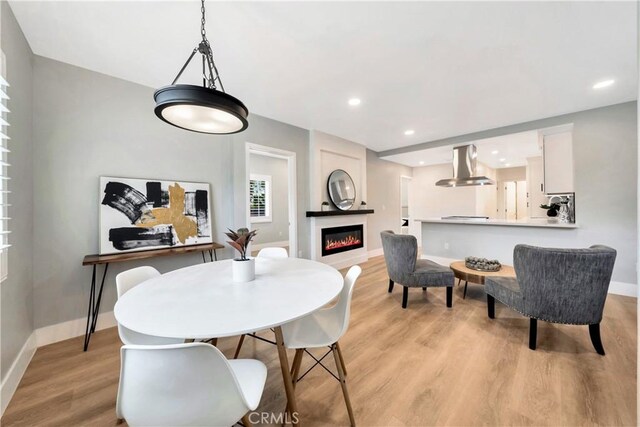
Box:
left=419, top=217, right=581, bottom=270
left=417, top=217, right=578, bottom=229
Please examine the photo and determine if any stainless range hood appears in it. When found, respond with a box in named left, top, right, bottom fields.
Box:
left=435, top=144, right=495, bottom=187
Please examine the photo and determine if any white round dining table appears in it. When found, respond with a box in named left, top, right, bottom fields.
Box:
left=114, top=257, right=344, bottom=425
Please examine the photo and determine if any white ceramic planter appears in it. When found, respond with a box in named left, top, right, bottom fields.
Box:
left=232, top=258, right=255, bottom=282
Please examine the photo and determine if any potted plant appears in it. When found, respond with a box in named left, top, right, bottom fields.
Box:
left=540, top=203, right=561, bottom=217
left=321, top=201, right=330, bottom=212
left=359, top=201, right=367, bottom=210
left=225, top=228, right=258, bottom=282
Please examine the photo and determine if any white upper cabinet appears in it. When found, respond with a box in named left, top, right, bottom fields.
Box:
left=543, top=130, right=574, bottom=194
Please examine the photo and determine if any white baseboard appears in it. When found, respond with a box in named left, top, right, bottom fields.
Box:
left=420, top=254, right=637, bottom=298
left=1, top=332, right=36, bottom=416
left=368, top=247, right=384, bottom=258
left=35, top=311, right=116, bottom=348
left=251, top=240, right=289, bottom=252
left=421, top=254, right=458, bottom=266
left=608, top=281, right=638, bottom=297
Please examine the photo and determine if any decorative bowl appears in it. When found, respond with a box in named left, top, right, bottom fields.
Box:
left=465, top=256, right=501, bottom=272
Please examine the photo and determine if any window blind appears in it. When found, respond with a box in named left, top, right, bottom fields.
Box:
left=249, top=179, right=267, bottom=217
left=1, top=69, right=10, bottom=271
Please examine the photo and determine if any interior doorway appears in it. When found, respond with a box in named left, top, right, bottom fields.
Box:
left=245, top=143, right=297, bottom=258
left=400, top=176, right=412, bottom=234
left=500, top=180, right=527, bottom=220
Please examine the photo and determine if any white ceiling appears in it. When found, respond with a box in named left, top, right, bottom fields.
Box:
left=381, top=130, right=541, bottom=168
left=8, top=1, right=638, bottom=152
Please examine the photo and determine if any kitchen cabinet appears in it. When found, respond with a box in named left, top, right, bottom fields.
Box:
left=543, top=131, right=574, bottom=194
left=527, top=156, right=547, bottom=218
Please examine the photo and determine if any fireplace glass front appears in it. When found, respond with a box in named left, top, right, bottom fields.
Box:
left=321, top=224, right=364, bottom=256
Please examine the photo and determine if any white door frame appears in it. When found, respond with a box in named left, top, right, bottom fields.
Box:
left=245, top=142, right=298, bottom=258
left=399, top=175, right=412, bottom=235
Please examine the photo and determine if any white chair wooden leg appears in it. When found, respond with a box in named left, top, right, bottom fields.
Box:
left=336, top=342, right=347, bottom=377
left=332, top=344, right=355, bottom=426
left=241, top=413, right=253, bottom=427
left=234, top=334, right=246, bottom=359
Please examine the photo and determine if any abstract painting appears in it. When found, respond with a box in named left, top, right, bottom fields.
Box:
left=99, top=177, right=212, bottom=254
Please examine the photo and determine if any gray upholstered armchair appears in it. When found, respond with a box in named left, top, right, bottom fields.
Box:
left=485, top=244, right=617, bottom=355
left=380, top=230, right=455, bottom=309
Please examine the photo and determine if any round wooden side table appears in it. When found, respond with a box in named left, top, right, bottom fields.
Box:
left=449, top=261, right=516, bottom=299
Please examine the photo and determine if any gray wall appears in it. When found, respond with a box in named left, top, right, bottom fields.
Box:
left=421, top=102, right=637, bottom=284
left=0, top=1, right=34, bottom=381
left=249, top=153, right=289, bottom=244
left=366, top=149, right=412, bottom=251
left=32, top=56, right=310, bottom=328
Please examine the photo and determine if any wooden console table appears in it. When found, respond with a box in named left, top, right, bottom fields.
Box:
left=81, top=242, right=224, bottom=351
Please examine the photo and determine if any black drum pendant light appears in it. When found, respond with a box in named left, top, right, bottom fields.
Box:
left=154, top=0, right=248, bottom=134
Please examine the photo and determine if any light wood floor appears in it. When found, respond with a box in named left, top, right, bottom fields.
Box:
left=2, top=256, right=637, bottom=426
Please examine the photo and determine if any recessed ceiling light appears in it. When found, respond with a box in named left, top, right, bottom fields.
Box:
left=348, top=98, right=361, bottom=106
left=505, top=163, right=511, bottom=167
left=491, top=150, right=499, bottom=155
left=593, top=79, right=615, bottom=89
left=404, top=129, right=415, bottom=136
left=499, top=158, right=506, bottom=162
left=419, top=161, right=425, bottom=165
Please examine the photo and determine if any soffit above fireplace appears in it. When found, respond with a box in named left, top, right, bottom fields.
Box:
left=306, top=209, right=374, bottom=217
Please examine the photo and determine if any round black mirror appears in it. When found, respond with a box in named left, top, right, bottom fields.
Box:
left=327, top=169, right=356, bottom=211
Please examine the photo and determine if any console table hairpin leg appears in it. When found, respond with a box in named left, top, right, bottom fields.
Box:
left=83, top=263, right=109, bottom=351
left=82, top=243, right=223, bottom=351
left=201, top=249, right=217, bottom=263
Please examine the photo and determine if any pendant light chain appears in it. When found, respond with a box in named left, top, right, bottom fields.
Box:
left=200, top=0, right=207, bottom=40
left=199, top=0, right=225, bottom=93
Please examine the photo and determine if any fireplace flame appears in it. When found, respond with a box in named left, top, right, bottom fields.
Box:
left=325, top=235, right=362, bottom=251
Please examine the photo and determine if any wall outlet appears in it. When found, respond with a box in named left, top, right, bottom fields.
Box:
left=444, top=242, right=450, bottom=250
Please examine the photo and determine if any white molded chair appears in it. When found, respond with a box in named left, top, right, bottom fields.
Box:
left=116, top=343, right=267, bottom=427
left=256, top=247, right=288, bottom=258
left=234, top=247, right=289, bottom=358
left=115, top=266, right=183, bottom=345
left=281, top=265, right=362, bottom=426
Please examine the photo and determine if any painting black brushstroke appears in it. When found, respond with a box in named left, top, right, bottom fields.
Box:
left=109, top=225, right=175, bottom=251
left=195, top=189, right=210, bottom=237
left=146, top=182, right=163, bottom=208
left=102, top=181, right=149, bottom=224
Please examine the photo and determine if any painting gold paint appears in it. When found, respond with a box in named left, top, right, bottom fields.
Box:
left=137, top=183, right=198, bottom=243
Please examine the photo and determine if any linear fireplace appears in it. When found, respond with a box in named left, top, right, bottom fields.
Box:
left=321, top=224, right=364, bottom=257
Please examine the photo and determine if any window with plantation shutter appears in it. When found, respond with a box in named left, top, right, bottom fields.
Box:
left=0, top=53, right=9, bottom=283
left=249, top=174, right=272, bottom=223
